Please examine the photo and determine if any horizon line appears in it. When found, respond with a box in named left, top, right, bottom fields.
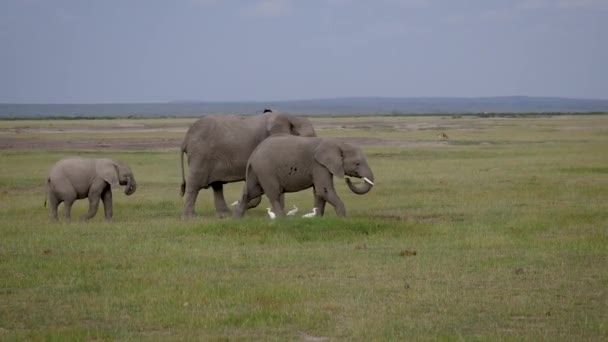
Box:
left=2, top=95, right=608, bottom=105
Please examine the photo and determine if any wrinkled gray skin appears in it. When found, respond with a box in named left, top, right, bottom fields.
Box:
left=234, top=135, right=374, bottom=218
left=180, top=110, right=316, bottom=218
left=46, top=157, right=137, bottom=221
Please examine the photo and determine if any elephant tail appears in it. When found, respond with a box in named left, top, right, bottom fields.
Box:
left=180, top=144, right=186, bottom=197
left=44, top=178, right=50, bottom=207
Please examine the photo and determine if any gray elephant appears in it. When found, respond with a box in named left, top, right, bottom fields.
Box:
left=180, top=110, right=316, bottom=218
left=233, top=135, right=374, bottom=218
left=46, top=157, right=137, bottom=221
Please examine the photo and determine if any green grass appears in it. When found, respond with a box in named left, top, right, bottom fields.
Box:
left=1, top=116, right=607, bottom=340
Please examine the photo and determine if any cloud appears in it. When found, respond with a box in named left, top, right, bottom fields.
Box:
left=241, top=0, right=293, bottom=17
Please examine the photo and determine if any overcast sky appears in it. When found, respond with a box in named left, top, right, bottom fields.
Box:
left=1, top=0, right=606, bottom=103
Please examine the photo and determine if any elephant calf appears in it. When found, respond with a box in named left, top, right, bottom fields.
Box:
left=46, top=157, right=137, bottom=221
left=234, top=135, right=375, bottom=218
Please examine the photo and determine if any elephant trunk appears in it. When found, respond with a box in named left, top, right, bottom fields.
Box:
left=345, top=172, right=374, bottom=195
left=124, top=177, right=137, bottom=196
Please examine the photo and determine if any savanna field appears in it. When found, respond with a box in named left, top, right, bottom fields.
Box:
left=0, top=115, right=607, bottom=340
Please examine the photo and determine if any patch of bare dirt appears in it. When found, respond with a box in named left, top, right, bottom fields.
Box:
left=340, top=137, right=449, bottom=148
left=0, top=126, right=187, bottom=135
left=0, top=120, right=452, bottom=151
left=0, top=136, right=445, bottom=151
left=314, top=121, right=462, bottom=131
left=0, top=137, right=182, bottom=151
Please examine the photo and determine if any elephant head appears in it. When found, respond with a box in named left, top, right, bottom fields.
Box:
left=266, top=111, right=316, bottom=137
left=96, top=159, right=137, bottom=195
left=314, top=140, right=375, bottom=195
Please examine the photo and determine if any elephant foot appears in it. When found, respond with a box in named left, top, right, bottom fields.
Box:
left=181, top=207, right=199, bottom=220
left=181, top=213, right=196, bottom=220
left=216, top=209, right=232, bottom=219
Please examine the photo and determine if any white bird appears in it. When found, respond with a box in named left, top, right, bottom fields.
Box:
left=286, top=205, right=298, bottom=216
left=230, top=200, right=239, bottom=206
left=266, top=207, right=276, bottom=219
left=302, top=207, right=318, bottom=218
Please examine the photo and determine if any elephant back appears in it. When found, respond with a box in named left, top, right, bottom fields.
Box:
left=184, top=115, right=266, bottom=150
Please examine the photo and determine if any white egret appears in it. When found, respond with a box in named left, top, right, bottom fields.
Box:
left=286, top=205, right=298, bottom=216
left=302, top=207, right=318, bottom=218
left=266, top=207, right=276, bottom=219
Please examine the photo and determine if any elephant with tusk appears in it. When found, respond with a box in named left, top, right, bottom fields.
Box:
left=233, top=134, right=374, bottom=218
left=179, top=110, right=316, bottom=219
left=45, top=157, right=137, bottom=221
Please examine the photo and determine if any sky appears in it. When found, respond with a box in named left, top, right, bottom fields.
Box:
left=1, top=0, right=607, bottom=103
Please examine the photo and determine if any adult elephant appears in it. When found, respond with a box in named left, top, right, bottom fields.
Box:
left=233, top=135, right=374, bottom=218
left=180, top=110, right=316, bottom=218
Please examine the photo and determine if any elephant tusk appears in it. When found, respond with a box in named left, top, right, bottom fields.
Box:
left=363, top=177, right=374, bottom=186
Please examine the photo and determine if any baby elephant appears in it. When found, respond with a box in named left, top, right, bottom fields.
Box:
left=46, top=157, right=137, bottom=221
left=234, top=135, right=374, bottom=218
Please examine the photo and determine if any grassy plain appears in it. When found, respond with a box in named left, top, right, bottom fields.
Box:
left=0, top=115, right=607, bottom=340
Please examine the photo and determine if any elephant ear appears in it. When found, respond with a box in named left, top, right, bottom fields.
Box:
left=289, top=116, right=317, bottom=137
left=267, top=112, right=295, bottom=136
left=314, top=140, right=345, bottom=178
left=96, top=159, right=120, bottom=188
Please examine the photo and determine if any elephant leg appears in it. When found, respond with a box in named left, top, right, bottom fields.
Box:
left=269, top=196, right=286, bottom=217
left=82, top=179, right=107, bottom=221
left=102, top=187, right=113, bottom=220
left=63, top=198, right=75, bottom=222
left=48, top=193, right=60, bottom=221
left=182, top=159, right=211, bottom=219
left=211, top=182, right=231, bottom=218
left=82, top=193, right=102, bottom=221
left=315, top=183, right=346, bottom=217
left=257, top=175, right=285, bottom=217
left=182, top=189, right=199, bottom=219
left=234, top=176, right=264, bottom=219
left=55, top=183, right=76, bottom=222
left=313, top=190, right=327, bottom=217
left=279, top=193, right=285, bottom=211
left=246, top=196, right=262, bottom=209
left=324, top=190, right=346, bottom=217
